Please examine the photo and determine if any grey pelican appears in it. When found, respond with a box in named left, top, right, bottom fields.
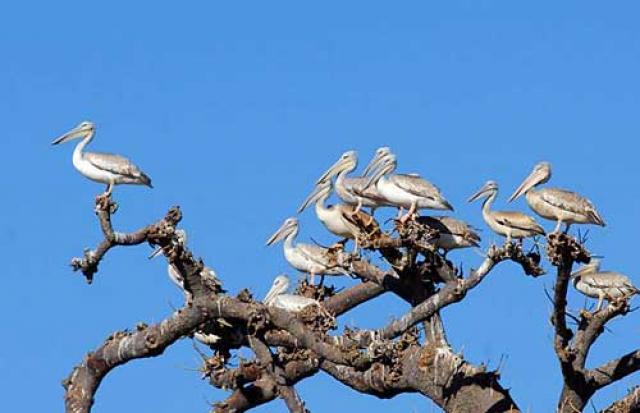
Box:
left=266, top=217, right=348, bottom=284
left=416, top=216, right=481, bottom=255
left=468, top=180, right=545, bottom=243
left=364, top=149, right=453, bottom=222
left=263, top=274, right=319, bottom=312
left=315, top=151, right=390, bottom=214
left=298, top=179, right=381, bottom=251
left=571, top=260, right=639, bottom=311
left=508, top=161, right=605, bottom=233
left=52, top=121, right=152, bottom=195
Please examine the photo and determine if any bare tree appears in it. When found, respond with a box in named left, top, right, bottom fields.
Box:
left=61, top=194, right=640, bottom=413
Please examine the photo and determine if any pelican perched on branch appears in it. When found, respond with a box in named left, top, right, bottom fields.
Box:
left=315, top=151, right=390, bottom=214
left=298, top=179, right=381, bottom=251
left=266, top=217, right=348, bottom=285
left=416, top=216, right=481, bottom=255
left=508, top=161, right=605, bottom=233
left=263, top=274, right=319, bottom=312
left=468, top=180, right=545, bottom=243
left=51, top=121, right=152, bottom=196
left=149, top=229, right=221, bottom=304
left=364, top=148, right=453, bottom=223
left=571, top=260, right=639, bottom=311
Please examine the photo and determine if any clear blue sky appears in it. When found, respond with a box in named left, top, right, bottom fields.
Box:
left=2, top=1, right=640, bottom=411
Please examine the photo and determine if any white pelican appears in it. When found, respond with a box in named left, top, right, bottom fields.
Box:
left=508, top=161, right=605, bottom=233
left=263, top=274, right=319, bottom=312
left=363, top=149, right=453, bottom=222
left=266, top=217, right=348, bottom=285
left=298, top=179, right=381, bottom=251
left=315, top=151, right=390, bottom=214
left=416, top=216, right=481, bottom=255
left=571, top=260, right=639, bottom=311
left=52, top=121, right=152, bottom=195
left=468, top=180, right=545, bottom=243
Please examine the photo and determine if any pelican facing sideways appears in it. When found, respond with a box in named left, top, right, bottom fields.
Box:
left=52, top=121, right=152, bottom=195
left=298, top=179, right=381, bottom=251
left=468, top=180, right=545, bottom=243
left=266, top=217, right=348, bottom=284
left=571, top=260, right=639, bottom=311
left=315, top=151, right=390, bottom=214
left=508, top=161, right=605, bottom=233
left=416, top=216, right=481, bottom=255
left=364, top=148, right=453, bottom=223
left=263, top=274, right=319, bottom=312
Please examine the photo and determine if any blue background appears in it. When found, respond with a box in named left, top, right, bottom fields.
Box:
left=2, top=1, right=640, bottom=411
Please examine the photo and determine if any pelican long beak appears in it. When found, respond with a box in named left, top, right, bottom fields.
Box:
left=148, top=246, right=164, bottom=259
left=363, top=155, right=395, bottom=190
left=263, top=285, right=278, bottom=304
left=467, top=183, right=493, bottom=203
left=316, top=156, right=351, bottom=185
left=508, top=169, right=545, bottom=202
left=298, top=183, right=331, bottom=213
left=51, top=124, right=91, bottom=145
left=362, top=150, right=389, bottom=176
left=440, top=198, right=455, bottom=211
left=266, top=220, right=295, bottom=246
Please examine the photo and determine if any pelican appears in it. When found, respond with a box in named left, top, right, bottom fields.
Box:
left=298, top=179, right=381, bottom=251
left=149, top=230, right=222, bottom=304
left=266, top=217, right=348, bottom=285
left=315, top=151, right=390, bottom=214
left=51, top=121, right=152, bottom=195
left=416, top=216, right=481, bottom=255
left=571, top=260, right=639, bottom=311
left=508, top=161, right=605, bottom=233
left=364, top=149, right=453, bottom=222
left=468, top=180, right=545, bottom=243
left=150, top=229, right=192, bottom=302
left=263, top=274, right=319, bottom=312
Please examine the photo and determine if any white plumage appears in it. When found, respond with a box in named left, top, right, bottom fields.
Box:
left=572, top=260, right=639, bottom=311
left=52, top=121, right=152, bottom=195
left=263, top=274, right=319, bottom=312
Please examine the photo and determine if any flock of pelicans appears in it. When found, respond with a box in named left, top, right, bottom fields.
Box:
left=53, top=121, right=638, bottom=323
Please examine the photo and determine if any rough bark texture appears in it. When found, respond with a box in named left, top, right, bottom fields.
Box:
left=61, top=196, right=640, bottom=412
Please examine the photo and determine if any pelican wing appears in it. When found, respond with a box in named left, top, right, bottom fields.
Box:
left=85, top=152, right=152, bottom=187
left=297, top=244, right=348, bottom=274
left=425, top=216, right=481, bottom=242
left=390, top=174, right=441, bottom=199
left=273, top=294, right=318, bottom=312
left=539, top=188, right=605, bottom=226
left=297, top=244, right=333, bottom=267
left=493, top=211, right=545, bottom=235
left=347, top=177, right=390, bottom=203
left=582, top=272, right=638, bottom=293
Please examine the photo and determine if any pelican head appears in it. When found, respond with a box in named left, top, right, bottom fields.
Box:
left=363, top=152, right=397, bottom=190
left=52, top=121, right=95, bottom=145
left=315, top=151, right=358, bottom=184
left=263, top=274, right=291, bottom=305
left=468, top=180, right=498, bottom=203
left=149, top=229, right=188, bottom=259
left=266, top=217, right=298, bottom=246
left=570, top=259, right=602, bottom=280
left=363, top=147, right=393, bottom=176
left=297, top=180, right=332, bottom=213
left=508, top=161, right=552, bottom=202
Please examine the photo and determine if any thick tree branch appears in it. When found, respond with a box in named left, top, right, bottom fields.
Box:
left=601, top=386, right=640, bottom=413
